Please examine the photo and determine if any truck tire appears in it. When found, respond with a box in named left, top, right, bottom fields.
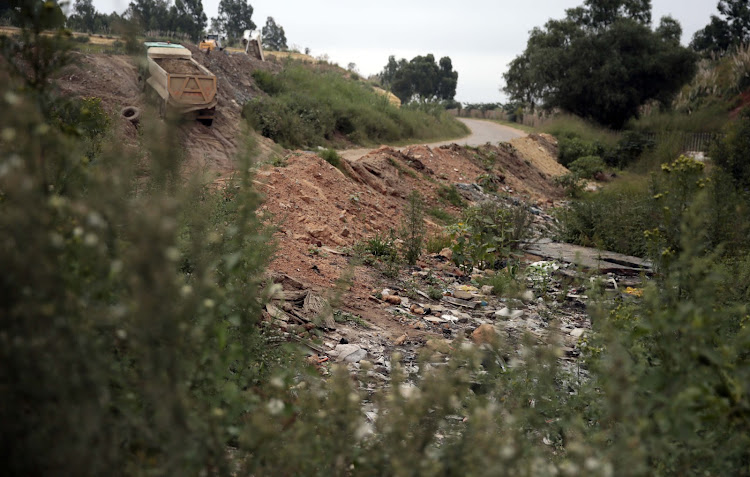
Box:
left=121, top=106, right=141, bottom=125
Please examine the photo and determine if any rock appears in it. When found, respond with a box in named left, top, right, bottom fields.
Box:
left=495, top=307, right=525, bottom=320
left=426, top=339, right=452, bottom=354
left=425, top=316, right=447, bottom=324
left=481, top=285, right=495, bottom=295
left=410, top=304, right=425, bottom=315
left=570, top=328, right=586, bottom=338
left=442, top=296, right=481, bottom=309
left=471, top=324, right=497, bottom=345
left=452, top=290, right=473, bottom=300
left=521, top=290, right=535, bottom=302
left=439, top=247, right=453, bottom=260
left=385, top=295, right=402, bottom=305
left=341, top=227, right=350, bottom=237
left=334, top=344, right=367, bottom=363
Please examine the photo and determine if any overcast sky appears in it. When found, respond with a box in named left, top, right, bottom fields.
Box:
left=91, top=0, right=718, bottom=104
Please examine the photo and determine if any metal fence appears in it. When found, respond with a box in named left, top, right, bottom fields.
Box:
left=643, top=132, right=725, bottom=153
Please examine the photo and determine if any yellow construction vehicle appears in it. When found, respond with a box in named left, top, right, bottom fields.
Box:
left=199, top=34, right=221, bottom=52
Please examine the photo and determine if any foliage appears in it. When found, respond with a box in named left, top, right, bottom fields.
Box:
left=691, top=0, right=750, bottom=54
left=126, top=0, right=207, bottom=41
left=425, top=232, right=453, bottom=253
left=448, top=202, right=532, bottom=271
left=554, top=173, right=587, bottom=198
left=400, top=190, right=426, bottom=265
left=243, top=64, right=468, bottom=148
left=261, top=16, right=287, bottom=51
left=9, top=9, right=750, bottom=476
left=568, top=155, right=606, bottom=178
left=319, top=148, right=341, bottom=168
left=504, top=0, right=697, bottom=128
left=437, top=184, right=465, bottom=207
left=713, top=107, right=750, bottom=189
left=477, top=267, right=521, bottom=297
left=558, top=148, right=750, bottom=262
left=427, top=206, right=456, bottom=224
left=211, top=0, right=255, bottom=44
left=380, top=54, right=459, bottom=103
left=251, top=69, right=283, bottom=95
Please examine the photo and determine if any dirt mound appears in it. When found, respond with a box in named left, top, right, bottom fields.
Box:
left=509, top=133, right=568, bottom=178
left=56, top=47, right=280, bottom=177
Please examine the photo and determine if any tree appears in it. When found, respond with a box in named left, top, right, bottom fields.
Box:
left=691, top=0, right=750, bottom=54
left=171, top=0, right=206, bottom=41
left=67, top=0, right=97, bottom=32
left=261, top=16, right=287, bottom=51
left=212, top=0, right=255, bottom=45
left=503, top=0, right=696, bottom=128
left=127, top=0, right=171, bottom=32
left=380, top=54, right=459, bottom=103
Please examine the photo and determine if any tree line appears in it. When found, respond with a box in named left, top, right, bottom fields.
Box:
left=2, top=0, right=288, bottom=47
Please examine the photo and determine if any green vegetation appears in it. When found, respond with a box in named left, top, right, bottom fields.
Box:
left=691, top=0, right=750, bottom=54
left=318, top=148, right=341, bottom=168
left=400, top=191, right=426, bottom=265
left=380, top=53, right=459, bottom=103
left=437, top=184, right=465, bottom=207
left=568, top=155, right=606, bottom=179
left=447, top=202, right=532, bottom=271
left=261, top=16, right=287, bottom=51
left=244, top=64, right=468, bottom=149
left=504, top=0, right=696, bottom=128
left=6, top=2, right=750, bottom=476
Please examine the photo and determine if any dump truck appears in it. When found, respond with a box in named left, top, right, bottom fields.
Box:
left=138, top=42, right=218, bottom=126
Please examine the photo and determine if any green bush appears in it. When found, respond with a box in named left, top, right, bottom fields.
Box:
left=252, top=69, right=283, bottom=95
left=319, top=148, right=340, bottom=168
left=713, top=108, right=750, bottom=189
left=568, top=155, right=606, bottom=178
left=448, top=202, right=531, bottom=271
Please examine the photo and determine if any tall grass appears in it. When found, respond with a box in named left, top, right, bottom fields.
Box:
left=541, top=114, right=621, bottom=147
left=244, top=65, right=468, bottom=148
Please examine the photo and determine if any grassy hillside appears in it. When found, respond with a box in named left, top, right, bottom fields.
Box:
left=243, top=64, right=469, bottom=149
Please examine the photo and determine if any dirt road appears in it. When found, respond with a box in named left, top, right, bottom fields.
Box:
left=340, top=118, right=526, bottom=161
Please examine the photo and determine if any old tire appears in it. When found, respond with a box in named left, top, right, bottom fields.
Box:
left=121, top=106, right=140, bottom=125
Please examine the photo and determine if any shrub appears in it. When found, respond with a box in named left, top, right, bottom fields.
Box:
left=713, top=108, right=750, bottom=189
left=437, top=185, right=465, bottom=207
left=557, top=136, right=601, bottom=166
left=448, top=202, right=531, bottom=271
left=319, top=148, right=340, bottom=168
left=400, top=190, right=425, bottom=265
left=568, top=155, right=606, bottom=178
left=425, top=233, right=453, bottom=253
left=252, top=69, right=283, bottom=95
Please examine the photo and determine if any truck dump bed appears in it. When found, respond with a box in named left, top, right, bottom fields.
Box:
left=144, top=45, right=218, bottom=121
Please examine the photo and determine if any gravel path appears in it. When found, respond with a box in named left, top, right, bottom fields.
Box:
left=340, top=118, right=527, bottom=161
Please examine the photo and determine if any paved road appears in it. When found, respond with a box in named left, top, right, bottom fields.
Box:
left=339, top=118, right=527, bottom=161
